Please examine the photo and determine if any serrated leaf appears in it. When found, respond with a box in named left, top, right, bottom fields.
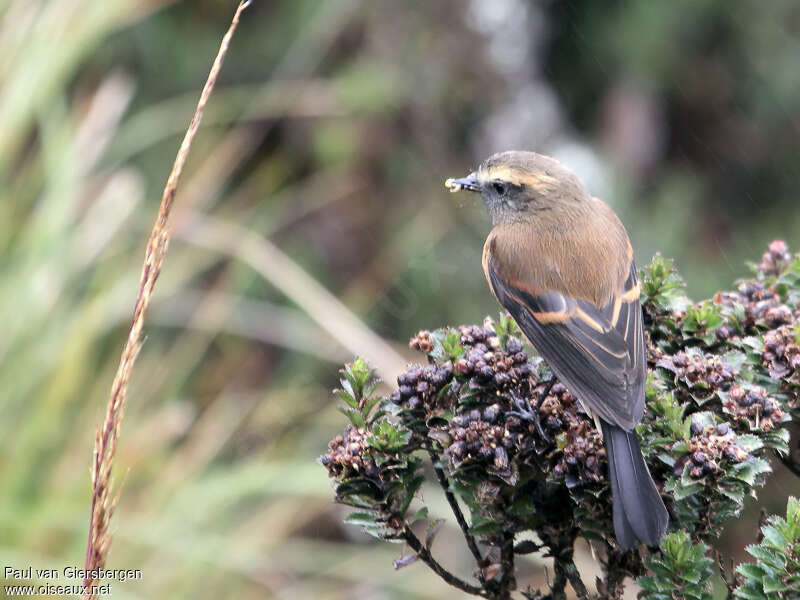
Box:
left=672, top=441, right=691, bottom=456
left=761, top=428, right=790, bottom=455
left=762, top=574, right=786, bottom=593
left=734, top=587, right=768, bottom=600
left=398, top=474, right=425, bottom=516
left=338, top=406, right=366, bottom=428
left=744, top=544, right=785, bottom=571
left=730, top=457, right=771, bottom=485
left=760, top=524, right=789, bottom=551
left=335, top=388, right=359, bottom=408
left=668, top=478, right=704, bottom=500
left=736, top=562, right=767, bottom=581
left=736, top=434, right=764, bottom=453
left=718, top=486, right=745, bottom=503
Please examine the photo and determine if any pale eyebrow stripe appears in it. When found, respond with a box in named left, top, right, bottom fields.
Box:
left=478, top=166, right=558, bottom=188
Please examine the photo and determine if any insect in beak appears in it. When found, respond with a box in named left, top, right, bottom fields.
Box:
left=445, top=172, right=480, bottom=193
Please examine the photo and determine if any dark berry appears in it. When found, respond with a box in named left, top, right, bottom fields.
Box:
left=494, top=446, right=509, bottom=469
left=478, top=365, right=495, bottom=381
left=484, top=404, right=500, bottom=422
left=494, top=373, right=510, bottom=386
left=506, top=338, right=523, bottom=354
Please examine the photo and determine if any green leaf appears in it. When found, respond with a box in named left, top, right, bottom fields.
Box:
left=729, top=457, right=771, bottom=485
left=640, top=532, right=713, bottom=600
left=736, top=435, right=764, bottom=453
left=718, top=486, right=745, bottom=504
left=345, top=511, right=378, bottom=527
left=762, top=574, right=785, bottom=593
left=398, top=474, right=425, bottom=516
left=736, top=562, right=766, bottom=581
left=786, top=495, right=799, bottom=525
left=338, top=406, right=366, bottom=428
left=334, top=388, right=358, bottom=408
left=735, top=497, right=800, bottom=599
left=760, top=524, right=789, bottom=551
left=734, top=587, right=768, bottom=600
left=408, top=506, right=428, bottom=525
left=744, top=544, right=785, bottom=572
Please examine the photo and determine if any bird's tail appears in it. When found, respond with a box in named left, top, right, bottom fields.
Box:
left=601, top=421, right=668, bottom=549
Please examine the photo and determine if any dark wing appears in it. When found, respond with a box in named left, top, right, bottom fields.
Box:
left=487, top=254, right=645, bottom=430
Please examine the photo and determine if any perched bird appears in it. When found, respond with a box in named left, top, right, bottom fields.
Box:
left=446, top=150, right=669, bottom=549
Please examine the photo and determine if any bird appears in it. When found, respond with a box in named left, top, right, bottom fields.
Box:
left=445, top=150, right=669, bottom=549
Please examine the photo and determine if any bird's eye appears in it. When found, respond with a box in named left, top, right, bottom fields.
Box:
left=492, top=181, right=508, bottom=196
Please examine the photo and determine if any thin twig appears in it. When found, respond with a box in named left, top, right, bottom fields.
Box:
left=602, top=547, right=643, bottom=599
left=562, top=559, right=589, bottom=600
left=550, top=562, right=568, bottom=600
left=80, top=4, right=250, bottom=598
left=399, top=525, right=488, bottom=598
left=550, top=554, right=588, bottom=600
left=426, top=449, right=486, bottom=570
left=498, top=530, right=516, bottom=599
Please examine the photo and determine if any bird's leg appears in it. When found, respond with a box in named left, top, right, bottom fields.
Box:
left=531, top=377, right=556, bottom=443
left=508, top=377, right=556, bottom=446
left=536, top=377, right=556, bottom=412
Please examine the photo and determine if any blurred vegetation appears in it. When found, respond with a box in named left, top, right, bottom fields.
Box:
left=1, top=1, right=799, bottom=599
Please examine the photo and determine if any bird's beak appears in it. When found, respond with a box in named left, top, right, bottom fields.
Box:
left=444, top=172, right=480, bottom=193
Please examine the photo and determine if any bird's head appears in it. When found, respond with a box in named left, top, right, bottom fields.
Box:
left=445, top=151, right=590, bottom=225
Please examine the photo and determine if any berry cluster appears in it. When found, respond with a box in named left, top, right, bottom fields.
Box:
left=389, top=363, right=454, bottom=414
left=425, top=326, right=610, bottom=490
left=453, top=326, right=531, bottom=390
left=538, top=383, right=577, bottom=434
left=444, top=406, right=518, bottom=475
left=757, top=239, right=793, bottom=277
left=321, top=425, right=379, bottom=479
left=655, top=350, right=735, bottom=401
left=675, top=421, right=750, bottom=479
left=762, top=325, right=800, bottom=382
left=715, top=282, right=792, bottom=331
left=408, top=329, right=434, bottom=354
left=553, top=420, right=606, bottom=488
left=713, top=322, right=737, bottom=343
left=532, top=382, right=607, bottom=487
left=458, top=323, right=500, bottom=348
left=722, top=385, right=784, bottom=432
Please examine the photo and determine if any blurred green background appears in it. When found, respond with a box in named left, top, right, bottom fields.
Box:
left=1, top=1, right=799, bottom=598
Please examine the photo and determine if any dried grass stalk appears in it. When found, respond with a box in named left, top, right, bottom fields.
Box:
left=80, top=3, right=251, bottom=597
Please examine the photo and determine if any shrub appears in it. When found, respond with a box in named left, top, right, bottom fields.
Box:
left=321, top=241, right=800, bottom=598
